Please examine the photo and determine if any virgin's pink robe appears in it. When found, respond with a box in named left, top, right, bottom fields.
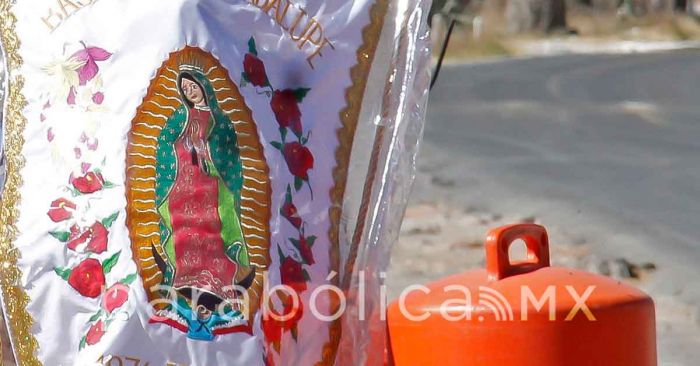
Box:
left=168, top=108, right=238, bottom=301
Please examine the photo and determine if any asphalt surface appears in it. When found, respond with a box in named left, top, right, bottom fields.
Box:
left=412, top=51, right=700, bottom=365
left=422, top=51, right=700, bottom=275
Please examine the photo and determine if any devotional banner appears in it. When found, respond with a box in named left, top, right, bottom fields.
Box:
left=0, top=0, right=424, bottom=364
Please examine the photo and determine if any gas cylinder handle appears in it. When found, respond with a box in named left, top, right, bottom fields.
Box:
left=485, top=224, right=551, bottom=281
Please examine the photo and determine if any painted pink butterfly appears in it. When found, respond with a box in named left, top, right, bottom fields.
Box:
left=70, top=42, right=112, bottom=86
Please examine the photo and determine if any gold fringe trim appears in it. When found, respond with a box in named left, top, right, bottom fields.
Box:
left=0, top=0, right=388, bottom=363
left=321, top=0, right=389, bottom=365
left=0, top=1, right=42, bottom=365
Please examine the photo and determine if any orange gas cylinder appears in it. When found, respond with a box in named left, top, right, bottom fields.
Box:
left=387, top=223, right=656, bottom=366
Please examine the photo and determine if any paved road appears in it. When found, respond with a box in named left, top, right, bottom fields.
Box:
left=423, top=51, right=700, bottom=274
left=414, top=51, right=700, bottom=365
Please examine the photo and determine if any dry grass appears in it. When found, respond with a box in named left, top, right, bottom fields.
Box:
left=436, top=10, right=700, bottom=61
left=441, top=25, right=513, bottom=60
left=568, top=12, right=700, bottom=40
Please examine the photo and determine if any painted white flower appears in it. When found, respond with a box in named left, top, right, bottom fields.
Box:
left=41, top=56, right=84, bottom=105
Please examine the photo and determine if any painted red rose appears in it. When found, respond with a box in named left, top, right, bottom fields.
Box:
left=70, top=171, right=105, bottom=194
left=281, top=201, right=302, bottom=229
left=68, top=258, right=105, bottom=298
left=102, top=283, right=129, bottom=313
left=262, top=310, right=283, bottom=344
left=265, top=350, right=277, bottom=366
left=67, top=224, right=90, bottom=251
left=280, top=257, right=307, bottom=294
left=297, top=235, right=315, bottom=265
left=244, top=54, right=268, bottom=87
left=86, top=222, right=108, bottom=253
left=67, top=222, right=108, bottom=254
left=47, top=198, right=76, bottom=222
left=283, top=142, right=314, bottom=180
left=271, top=90, right=302, bottom=136
left=85, top=320, right=106, bottom=345
left=280, top=299, right=303, bottom=331
left=262, top=300, right=303, bottom=343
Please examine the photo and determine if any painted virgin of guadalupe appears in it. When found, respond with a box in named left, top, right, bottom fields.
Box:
left=151, top=66, right=256, bottom=339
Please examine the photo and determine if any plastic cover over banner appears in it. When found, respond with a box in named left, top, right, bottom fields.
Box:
left=0, top=0, right=431, bottom=365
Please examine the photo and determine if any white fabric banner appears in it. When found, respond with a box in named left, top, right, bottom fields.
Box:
left=0, top=0, right=389, bottom=365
